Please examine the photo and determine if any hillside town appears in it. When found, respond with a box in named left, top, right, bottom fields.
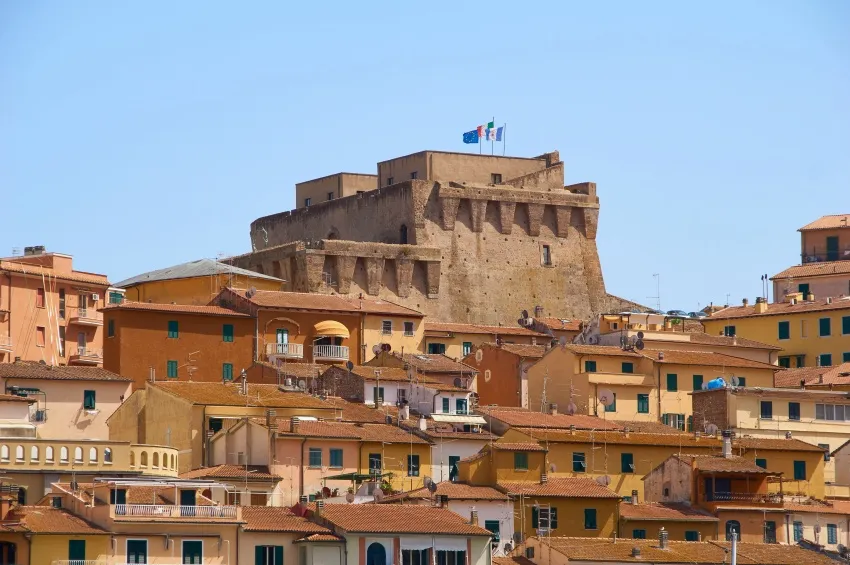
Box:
left=0, top=149, right=847, bottom=565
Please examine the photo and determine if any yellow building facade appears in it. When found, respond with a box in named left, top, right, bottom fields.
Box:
left=424, top=322, right=548, bottom=358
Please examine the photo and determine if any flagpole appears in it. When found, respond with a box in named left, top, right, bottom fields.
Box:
left=503, top=123, right=507, bottom=156
left=491, top=116, right=495, bottom=155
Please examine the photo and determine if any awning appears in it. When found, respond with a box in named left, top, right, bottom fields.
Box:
left=313, top=320, right=350, bottom=339
left=431, top=414, right=487, bottom=425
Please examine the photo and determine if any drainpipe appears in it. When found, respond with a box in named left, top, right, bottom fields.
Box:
left=360, top=312, right=366, bottom=365
left=254, top=314, right=259, bottom=363
left=299, top=437, right=307, bottom=498
left=656, top=362, right=662, bottom=420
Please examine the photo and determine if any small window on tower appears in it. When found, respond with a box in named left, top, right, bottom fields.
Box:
left=327, top=192, right=334, bottom=201
left=542, top=245, right=552, bottom=266
left=304, top=198, right=311, bottom=207
left=387, top=177, right=394, bottom=186
left=410, top=171, right=418, bottom=180
left=491, top=173, right=502, bottom=184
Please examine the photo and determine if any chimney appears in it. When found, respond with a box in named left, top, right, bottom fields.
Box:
left=827, top=297, right=833, bottom=304
left=631, top=490, right=638, bottom=505
left=418, top=417, right=427, bottom=431
left=266, top=409, right=277, bottom=427
left=742, top=298, right=749, bottom=307
left=0, top=496, right=13, bottom=521
left=470, top=507, right=478, bottom=526
left=785, top=431, right=792, bottom=440
left=800, top=379, right=806, bottom=389
left=721, top=430, right=732, bottom=458
left=315, top=499, right=324, bottom=517
left=754, top=300, right=768, bottom=314
left=659, top=527, right=669, bottom=550
left=549, top=403, right=558, bottom=415
left=299, top=495, right=308, bottom=505
left=805, top=292, right=814, bottom=302
left=540, top=473, right=548, bottom=484
left=291, top=417, right=300, bottom=434
left=631, top=547, right=641, bottom=558
left=569, top=424, right=576, bottom=435
left=658, top=351, right=665, bottom=361
left=239, top=370, right=248, bottom=394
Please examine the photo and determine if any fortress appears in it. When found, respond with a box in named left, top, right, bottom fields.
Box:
left=228, top=150, right=627, bottom=324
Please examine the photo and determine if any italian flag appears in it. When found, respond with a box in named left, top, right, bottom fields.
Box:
left=477, top=121, right=494, bottom=138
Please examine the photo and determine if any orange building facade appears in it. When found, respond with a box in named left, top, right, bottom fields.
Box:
left=0, top=249, right=117, bottom=366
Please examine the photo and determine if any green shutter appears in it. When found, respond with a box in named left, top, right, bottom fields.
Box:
left=621, top=453, right=634, bottom=473
left=108, top=319, right=115, bottom=337
left=621, top=362, right=633, bottom=374
left=585, top=360, right=597, bottom=372
left=662, top=413, right=670, bottom=426
left=778, top=321, right=790, bottom=340
left=167, top=360, right=178, bottom=378
left=584, top=508, right=597, bottom=529
left=550, top=507, right=558, bottom=529
left=820, top=318, right=831, bottom=337
left=223, top=324, right=234, bottom=342
left=692, top=375, right=703, bottom=390
left=685, top=531, right=699, bottom=541
left=755, top=458, right=767, bottom=469
left=637, top=394, right=649, bottom=414
left=531, top=506, right=538, bottom=528
left=844, top=352, right=850, bottom=363
left=794, top=460, right=806, bottom=480
left=820, top=354, right=833, bottom=367
left=255, top=546, right=265, bottom=565
left=633, top=529, right=646, bottom=539
left=843, top=316, right=850, bottom=335
left=223, top=363, right=233, bottom=381
left=573, top=452, right=585, bottom=473
left=667, top=374, right=678, bottom=391
left=514, top=452, right=528, bottom=471
left=167, top=320, right=178, bottom=338
left=83, top=390, right=96, bottom=410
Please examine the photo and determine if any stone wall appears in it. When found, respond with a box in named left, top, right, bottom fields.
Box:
left=691, top=389, right=730, bottom=431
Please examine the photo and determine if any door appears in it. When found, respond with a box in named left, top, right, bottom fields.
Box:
left=826, top=236, right=839, bottom=261
left=78, top=294, right=88, bottom=316
left=127, top=540, right=148, bottom=564
left=714, top=478, right=732, bottom=500
left=276, top=329, right=288, bottom=354
left=366, top=543, right=387, bottom=565
left=0, top=542, right=16, bottom=565
left=77, top=332, right=86, bottom=356
left=764, top=521, right=777, bottom=543
left=68, top=539, right=85, bottom=562
left=182, top=540, right=202, bottom=564
left=449, top=456, right=460, bottom=481
left=180, top=489, right=196, bottom=516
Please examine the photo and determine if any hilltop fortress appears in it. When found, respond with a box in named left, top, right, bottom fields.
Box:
left=228, top=150, right=628, bottom=324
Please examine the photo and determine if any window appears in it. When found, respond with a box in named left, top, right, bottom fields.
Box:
left=223, top=324, right=234, bottom=342
left=327, top=192, right=334, bottom=201
left=372, top=387, right=384, bottom=404
left=685, top=531, right=699, bottom=542
left=402, top=549, right=428, bottom=565
left=820, top=318, right=832, bottom=337
left=819, top=444, right=831, bottom=462
left=843, top=316, right=850, bottom=335
left=737, top=376, right=746, bottom=387
left=514, top=452, right=528, bottom=471
left=622, top=362, right=634, bottom=374
left=167, top=360, right=178, bottom=378
left=845, top=352, right=850, bottom=363
left=799, top=283, right=810, bottom=295
left=368, top=453, right=381, bottom=474
left=632, top=529, right=646, bottom=539
left=428, top=343, right=446, bottom=354
left=407, top=454, right=420, bottom=476
left=755, top=458, right=767, bottom=469
left=83, top=390, right=96, bottom=410
left=793, top=521, right=803, bottom=542
left=36, top=326, right=45, bottom=347
left=59, top=326, right=65, bottom=356
left=725, top=520, right=741, bottom=541
left=724, top=325, right=736, bottom=337
left=109, top=291, right=123, bottom=304
left=462, top=342, right=473, bottom=356
left=329, top=448, right=343, bottom=468
left=828, top=524, right=838, bottom=545
left=584, top=508, right=597, bottom=530
left=820, top=353, right=833, bottom=366
left=605, top=393, right=617, bottom=412
left=36, top=288, right=45, bottom=308
left=490, top=173, right=502, bottom=184
left=788, top=402, right=801, bottom=421
left=778, top=357, right=791, bottom=368
left=762, top=520, right=777, bottom=544
left=108, top=319, right=115, bottom=337
left=456, top=399, right=468, bottom=414
left=585, top=360, right=597, bottom=373
left=167, top=320, right=179, bottom=338
left=387, top=177, right=394, bottom=186
left=793, top=460, right=806, bottom=480
left=692, top=374, right=703, bottom=390
left=663, top=413, right=686, bottom=430
left=410, top=171, right=418, bottom=180
left=209, top=418, right=223, bottom=433
left=778, top=321, right=790, bottom=340
left=222, top=363, right=233, bottom=381
left=760, top=401, right=773, bottom=419
left=255, top=545, right=284, bottom=565
left=621, top=453, right=634, bottom=474
left=59, top=289, right=66, bottom=318
left=435, top=550, right=466, bottom=565
left=637, top=394, right=650, bottom=414
left=542, top=245, right=552, bottom=266
left=442, top=398, right=450, bottom=413
left=484, top=519, right=500, bottom=542
left=308, top=448, right=322, bottom=468
left=795, top=354, right=805, bottom=367
left=573, top=452, right=586, bottom=473
left=667, top=373, right=678, bottom=391
left=532, top=506, right=557, bottom=530
left=403, top=322, right=414, bottom=337
left=381, top=320, right=392, bottom=335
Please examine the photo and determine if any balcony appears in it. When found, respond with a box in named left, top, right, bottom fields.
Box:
left=69, top=308, right=103, bottom=326
left=266, top=342, right=304, bottom=361
left=112, top=504, right=239, bottom=520
left=705, top=492, right=783, bottom=505
left=69, top=346, right=102, bottom=365
left=314, top=344, right=349, bottom=361
left=51, top=561, right=108, bottom=565
left=0, top=335, right=11, bottom=353
left=802, top=250, right=850, bottom=264
left=586, top=371, right=654, bottom=387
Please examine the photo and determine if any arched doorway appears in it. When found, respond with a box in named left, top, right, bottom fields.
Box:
left=0, top=541, right=17, bottom=565
left=400, top=224, right=408, bottom=244
left=366, top=542, right=386, bottom=565
left=725, top=520, right=741, bottom=541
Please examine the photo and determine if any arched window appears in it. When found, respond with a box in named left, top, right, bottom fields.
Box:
left=15, top=446, right=24, bottom=462
left=30, top=446, right=39, bottom=463
left=59, top=447, right=69, bottom=463
left=16, top=488, right=25, bottom=506
left=74, top=447, right=83, bottom=463
left=726, top=520, right=741, bottom=541
left=104, top=447, right=112, bottom=463
left=400, top=224, right=408, bottom=244
left=89, top=447, right=98, bottom=463
left=45, top=446, right=54, bottom=462
left=140, top=452, right=148, bottom=468
left=152, top=452, right=159, bottom=468
left=366, top=542, right=387, bottom=565
left=0, top=445, right=9, bottom=463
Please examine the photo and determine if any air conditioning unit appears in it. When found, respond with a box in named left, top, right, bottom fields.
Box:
left=90, top=293, right=99, bottom=301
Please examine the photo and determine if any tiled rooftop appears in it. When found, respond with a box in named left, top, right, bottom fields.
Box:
left=252, top=361, right=330, bottom=380
left=115, top=258, right=284, bottom=287
left=425, top=321, right=548, bottom=337
left=152, top=381, right=335, bottom=408
left=487, top=407, right=622, bottom=431
left=645, top=349, right=777, bottom=370
left=491, top=442, right=547, bottom=452
left=564, top=344, right=644, bottom=358
left=498, top=478, right=621, bottom=499
left=398, top=353, right=478, bottom=374
left=799, top=214, right=850, bottom=231
left=2, top=506, right=109, bottom=534
left=275, top=419, right=429, bottom=444
left=772, top=260, right=850, bottom=280
left=101, top=301, right=252, bottom=317
left=0, top=361, right=132, bottom=382
left=676, top=454, right=777, bottom=474
left=619, top=502, right=718, bottom=521
left=683, top=332, right=781, bottom=350
left=774, top=363, right=850, bottom=387
left=477, top=342, right=547, bottom=358
left=0, top=260, right=111, bottom=286
left=707, top=296, right=850, bottom=320
left=180, top=465, right=281, bottom=481
left=229, top=288, right=423, bottom=317
left=381, top=482, right=510, bottom=502
left=0, top=393, right=36, bottom=403
left=241, top=506, right=332, bottom=533
left=535, top=317, right=582, bottom=332
left=314, top=504, right=492, bottom=535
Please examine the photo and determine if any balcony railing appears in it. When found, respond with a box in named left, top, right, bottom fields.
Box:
left=69, top=347, right=103, bottom=364
left=706, top=492, right=783, bottom=504
left=0, top=335, right=11, bottom=352
left=113, top=504, right=238, bottom=519
left=314, top=344, right=349, bottom=361
left=51, top=560, right=108, bottom=565
left=802, top=250, right=850, bottom=263
left=69, top=308, right=103, bottom=326
left=266, top=342, right=304, bottom=360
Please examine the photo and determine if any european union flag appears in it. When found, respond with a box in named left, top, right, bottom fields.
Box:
left=462, top=130, right=479, bottom=144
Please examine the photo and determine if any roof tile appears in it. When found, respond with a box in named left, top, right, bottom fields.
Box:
left=772, top=260, right=850, bottom=280
left=242, top=506, right=331, bottom=533
left=228, top=288, right=423, bottom=317
left=314, top=504, right=492, bottom=535
left=708, top=297, right=850, bottom=320
left=0, top=361, right=131, bottom=382
left=3, top=506, right=109, bottom=534
left=645, top=349, right=777, bottom=370
left=101, top=301, right=252, bottom=317
left=425, top=321, right=548, bottom=337
left=153, top=381, right=334, bottom=409
left=381, top=482, right=510, bottom=502
left=799, top=214, right=850, bottom=231
left=487, top=407, right=622, bottom=431
left=498, top=478, right=620, bottom=498
left=0, top=260, right=110, bottom=286
left=619, top=502, right=718, bottom=522
left=180, top=465, right=281, bottom=481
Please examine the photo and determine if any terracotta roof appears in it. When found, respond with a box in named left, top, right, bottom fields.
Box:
left=563, top=344, right=644, bottom=358
left=619, top=502, right=718, bottom=522
left=782, top=500, right=850, bottom=515
left=535, top=317, right=582, bottom=332
left=493, top=558, right=535, bottom=565
left=772, top=260, right=850, bottom=280
left=180, top=465, right=281, bottom=481
left=0, top=393, right=36, bottom=403
left=799, top=214, right=850, bottom=231
left=229, top=288, right=422, bottom=316
left=677, top=454, right=777, bottom=474
left=3, top=506, right=109, bottom=534
left=152, top=381, right=335, bottom=408
left=242, top=506, right=331, bottom=533
left=425, top=321, right=548, bottom=337
left=707, top=296, right=850, bottom=320
left=321, top=397, right=400, bottom=424
left=0, top=361, right=132, bottom=382
left=540, top=537, right=836, bottom=564
left=399, top=353, right=478, bottom=374
left=101, top=301, right=252, bottom=317
left=683, top=332, right=781, bottom=350
left=733, top=436, right=827, bottom=453
left=276, top=420, right=429, bottom=444
left=491, top=442, right=547, bottom=452
left=348, top=366, right=410, bottom=381
left=712, top=386, right=850, bottom=402
left=476, top=342, right=547, bottom=358
left=295, top=533, right=346, bottom=542
left=613, top=420, right=692, bottom=434
left=381, top=482, right=510, bottom=502
left=487, top=407, right=622, bottom=431
left=644, top=349, right=777, bottom=370
left=253, top=361, right=330, bottom=380
left=404, top=419, right=498, bottom=441
left=314, top=504, right=492, bottom=535
left=774, top=363, right=850, bottom=387
left=0, top=260, right=110, bottom=286
left=498, top=478, right=620, bottom=499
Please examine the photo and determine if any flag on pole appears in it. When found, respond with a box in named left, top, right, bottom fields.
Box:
left=462, top=130, right=479, bottom=144
left=485, top=126, right=503, bottom=141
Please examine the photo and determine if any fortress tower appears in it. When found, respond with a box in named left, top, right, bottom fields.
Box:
left=228, top=150, right=617, bottom=324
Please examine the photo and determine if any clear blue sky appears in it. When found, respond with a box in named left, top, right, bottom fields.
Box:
left=2, top=1, right=848, bottom=312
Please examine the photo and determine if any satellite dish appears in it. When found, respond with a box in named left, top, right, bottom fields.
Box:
left=484, top=369, right=492, bottom=382
left=559, top=336, right=568, bottom=348
left=550, top=463, right=557, bottom=473
left=503, top=543, right=513, bottom=554
left=730, top=375, right=740, bottom=387
left=427, top=481, right=438, bottom=494
left=705, top=423, right=719, bottom=436
left=701, top=383, right=708, bottom=390
left=372, top=344, right=382, bottom=355
left=566, top=402, right=577, bottom=415
left=297, top=380, right=307, bottom=390
left=635, top=340, right=645, bottom=351
left=596, top=475, right=611, bottom=486
left=475, top=349, right=484, bottom=363
left=521, top=310, right=529, bottom=319
left=454, top=377, right=463, bottom=388
left=346, top=361, right=354, bottom=371
left=513, top=532, right=524, bottom=544
left=345, top=492, right=355, bottom=503
left=423, top=476, right=433, bottom=488
left=382, top=343, right=392, bottom=352
left=636, top=331, right=645, bottom=339
left=373, top=490, right=384, bottom=502
left=598, top=389, right=616, bottom=407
